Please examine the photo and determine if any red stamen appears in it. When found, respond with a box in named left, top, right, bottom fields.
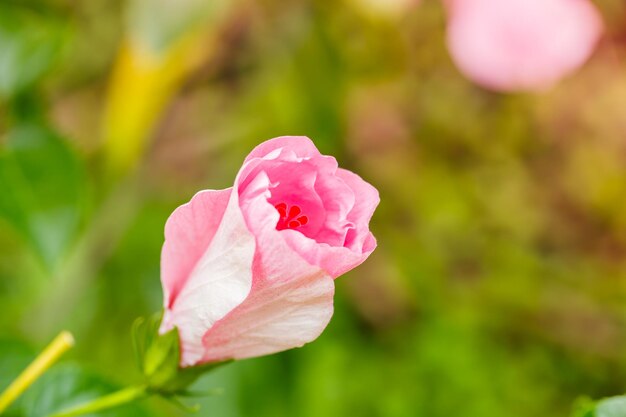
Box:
left=275, top=202, right=287, bottom=217
left=288, top=206, right=301, bottom=218
left=274, top=202, right=307, bottom=231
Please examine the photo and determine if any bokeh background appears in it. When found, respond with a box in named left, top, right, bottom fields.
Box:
left=2, top=0, right=626, bottom=416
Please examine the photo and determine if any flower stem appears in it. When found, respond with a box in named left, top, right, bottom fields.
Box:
left=47, top=385, right=149, bottom=417
left=0, top=331, right=75, bottom=413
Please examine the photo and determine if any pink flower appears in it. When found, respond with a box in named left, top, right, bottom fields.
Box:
left=445, top=0, right=603, bottom=92
left=159, top=136, right=379, bottom=366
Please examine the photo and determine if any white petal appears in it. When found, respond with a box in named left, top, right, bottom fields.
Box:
left=161, top=190, right=256, bottom=366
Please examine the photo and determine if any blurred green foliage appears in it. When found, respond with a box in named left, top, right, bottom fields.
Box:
left=0, top=6, right=69, bottom=99
left=0, top=125, right=86, bottom=268
left=0, top=340, right=150, bottom=417
left=1, top=0, right=626, bottom=416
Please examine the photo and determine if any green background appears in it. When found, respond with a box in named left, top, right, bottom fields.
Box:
left=1, top=0, right=626, bottom=416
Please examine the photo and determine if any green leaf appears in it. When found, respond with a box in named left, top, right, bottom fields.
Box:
left=0, top=4, right=69, bottom=97
left=132, top=313, right=181, bottom=390
left=0, top=124, right=86, bottom=269
left=0, top=6, right=70, bottom=98
left=132, top=313, right=231, bottom=394
left=143, top=327, right=180, bottom=388
left=19, top=365, right=150, bottom=417
left=0, top=338, right=150, bottom=417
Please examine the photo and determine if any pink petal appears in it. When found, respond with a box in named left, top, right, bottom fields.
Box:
left=335, top=168, right=379, bottom=251
left=282, top=229, right=376, bottom=278
left=244, top=136, right=322, bottom=164
left=277, top=168, right=378, bottom=278
left=200, top=251, right=334, bottom=362
left=161, top=189, right=232, bottom=307
left=312, top=171, right=356, bottom=247
left=160, top=189, right=256, bottom=366
left=201, top=170, right=335, bottom=361
left=239, top=140, right=379, bottom=279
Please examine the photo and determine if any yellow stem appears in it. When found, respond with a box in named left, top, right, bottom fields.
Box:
left=0, top=331, right=75, bottom=413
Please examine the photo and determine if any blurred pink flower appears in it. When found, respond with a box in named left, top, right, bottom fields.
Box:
left=445, top=0, right=603, bottom=92
left=160, top=136, right=379, bottom=366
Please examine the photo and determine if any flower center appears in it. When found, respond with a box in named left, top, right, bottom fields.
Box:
left=274, top=202, right=309, bottom=230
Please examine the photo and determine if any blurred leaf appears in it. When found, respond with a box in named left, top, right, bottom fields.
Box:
left=0, top=339, right=36, bottom=391
left=571, top=394, right=626, bottom=417
left=0, top=125, right=86, bottom=269
left=0, top=339, right=149, bottom=417
left=127, top=0, right=228, bottom=52
left=0, top=6, right=69, bottom=98
left=571, top=397, right=596, bottom=417
left=0, top=339, right=36, bottom=417
left=18, top=365, right=150, bottom=417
